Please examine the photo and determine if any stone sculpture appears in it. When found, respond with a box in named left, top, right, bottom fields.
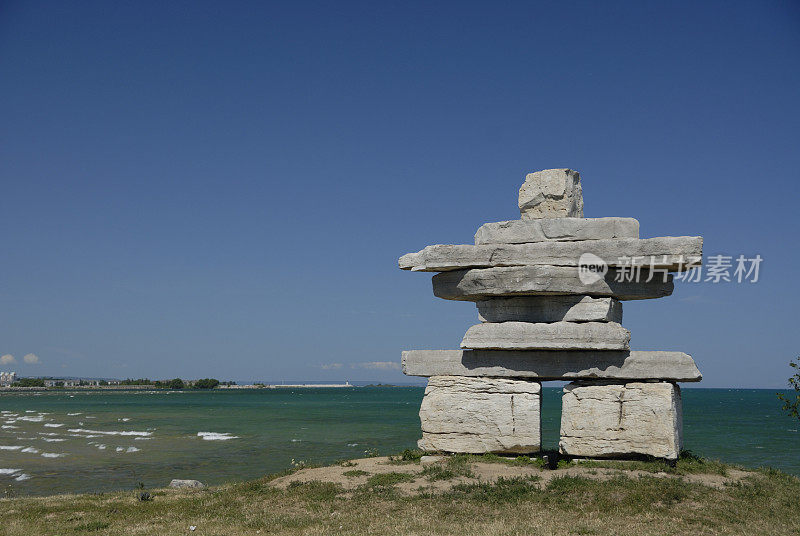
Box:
left=399, top=168, right=702, bottom=459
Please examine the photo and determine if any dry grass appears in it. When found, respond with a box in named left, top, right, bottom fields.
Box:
left=1, top=455, right=798, bottom=535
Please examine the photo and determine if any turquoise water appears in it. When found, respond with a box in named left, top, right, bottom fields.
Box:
left=0, top=387, right=797, bottom=496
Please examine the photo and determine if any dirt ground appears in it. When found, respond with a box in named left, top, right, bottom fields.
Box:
left=270, top=456, right=752, bottom=495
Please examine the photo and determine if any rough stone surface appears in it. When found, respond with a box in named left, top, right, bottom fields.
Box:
left=418, top=376, right=541, bottom=454
left=432, top=266, right=674, bottom=301
left=559, top=382, right=682, bottom=460
left=169, top=479, right=205, bottom=489
left=401, top=350, right=703, bottom=382
left=475, top=218, right=639, bottom=245
left=477, top=296, right=622, bottom=323
left=461, top=322, right=630, bottom=351
left=518, top=169, right=583, bottom=219
left=399, top=236, right=703, bottom=272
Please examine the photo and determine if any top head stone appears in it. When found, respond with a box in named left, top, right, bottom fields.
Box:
left=518, top=169, right=584, bottom=219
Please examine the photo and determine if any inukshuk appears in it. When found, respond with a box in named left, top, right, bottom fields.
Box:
left=399, top=169, right=703, bottom=460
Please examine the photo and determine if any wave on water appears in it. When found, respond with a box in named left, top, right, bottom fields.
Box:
left=41, top=453, right=66, bottom=458
left=2, top=425, right=19, bottom=429
left=44, top=423, right=64, bottom=428
left=66, top=413, right=82, bottom=416
left=0, top=468, right=29, bottom=481
left=0, top=468, right=22, bottom=475
left=21, top=447, right=39, bottom=453
left=197, top=432, right=239, bottom=441
left=42, top=438, right=66, bottom=442
left=0, top=446, right=23, bottom=451
left=67, top=428, right=152, bottom=437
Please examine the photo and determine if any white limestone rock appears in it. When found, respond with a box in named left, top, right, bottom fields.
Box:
left=169, top=479, right=205, bottom=489
left=518, top=169, right=584, bottom=219
left=401, top=350, right=703, bottom=382
left=559, top=382, right=682, bottom=460
left=461, top=321, right=630, bottom=351
left=418, top=376, right=541, bottom=454
left=477, top=296, right=622, bottom=323
left=399, top=237, right=703, bottom=272
left=475, top=218, right=639, bottom=245
left=432, top=266, right=674, bottom=301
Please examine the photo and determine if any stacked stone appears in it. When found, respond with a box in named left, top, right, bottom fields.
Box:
left=399, top=169, right=703, bottom=460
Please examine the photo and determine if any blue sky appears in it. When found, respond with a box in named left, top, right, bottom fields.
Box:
left=1, top=1, right=798, bottom=387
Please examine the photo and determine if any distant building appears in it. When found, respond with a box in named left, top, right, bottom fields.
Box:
left=42, top=378, right=101, bottom=387
left=0, top=372, right=17, bottom=386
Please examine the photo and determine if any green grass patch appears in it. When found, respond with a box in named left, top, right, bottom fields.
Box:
left=366, top=472, right=416, bottom=487
left=343, top=470, right=369, bottom=477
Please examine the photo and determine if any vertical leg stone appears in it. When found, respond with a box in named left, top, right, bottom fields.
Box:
left=418, top=376, right=541, bottom=454
left=559, top=382, right=682, bottom=460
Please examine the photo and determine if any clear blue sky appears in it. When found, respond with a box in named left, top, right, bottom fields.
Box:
left=1, top=1, right=798, bottom=387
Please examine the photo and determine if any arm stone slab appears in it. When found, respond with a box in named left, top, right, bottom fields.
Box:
left=401, top=349, right=702, bottom=382
left=399, top=236, right=703, bottom=272
left=432, top=266, right=674, bottom=301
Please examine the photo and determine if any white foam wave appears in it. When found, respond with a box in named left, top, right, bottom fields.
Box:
left=197, top=432, right=239, bottom=441
left=42, top=438, right=66, bottom=443
left=14, top=473, right=31, bottom=481
left=0, top=468, right=22, bottom=475
left=0, top=446, right=23, bottom=451
left=17, top=416, right=44, bottom=422
left=44, top=423, right=64, bottom=428
left=1, top=425, right=19, bottom=429
left=66, top=413, right=82, bottom=416
left=41, top=453, right=66, bottom=458
left=67, top=428, right=152, bottom=437
left=21, top=447, right=39, bottom=453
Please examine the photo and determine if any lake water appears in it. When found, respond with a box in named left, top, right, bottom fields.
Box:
left=0, top=387, right=797, bottom=496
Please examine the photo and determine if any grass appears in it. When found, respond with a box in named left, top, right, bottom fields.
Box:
left=1, top=454, right=799, bottom=535
left=342, top=470, right=369, bottom=477
left=366, top=472, right=416, bottom=487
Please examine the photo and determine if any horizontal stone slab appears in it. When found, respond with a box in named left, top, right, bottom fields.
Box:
left=418, top=376, right=541, bottom=454
left=461, top=322, right=631, bottom=351
left=401, top=350, right=702, bottom=382
left=474, top=218, right=639, bottom=245
left=559, top=382, right=682, bottom=460
left=477, top=296, right=622, bottom=323
left=399, top=237, right=702, bottom=272
left=432, top=266, right=674, bottom=301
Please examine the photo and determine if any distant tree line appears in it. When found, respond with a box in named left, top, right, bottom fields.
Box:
left=9, top=377, right=226, bottom=389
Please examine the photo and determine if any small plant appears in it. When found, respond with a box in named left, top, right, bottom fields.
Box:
left=290, top=458, right=307, bottom=469
left=366, top=472, right=415, bottom=487
left=338, top=460, right=357, bottom=467
left=137, top=491, right=152, bottom=502
left=363, top=448, right=380, bottom=458
left=777, top=358, right=800, bottom=421
left=343, top=470, right=369, bottom=477
left=3, top=484, right=15, bottom=498
left=400, top=449, right=423, bottom=462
